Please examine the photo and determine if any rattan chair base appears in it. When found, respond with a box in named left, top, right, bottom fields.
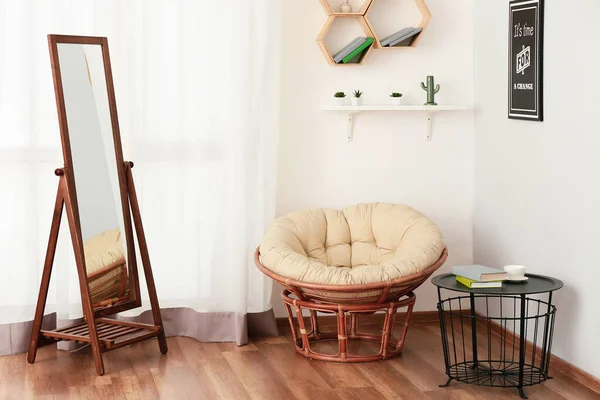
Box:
left=254, top=247, right=448, bottom=363
left=282, top=289, right=416, bottom=363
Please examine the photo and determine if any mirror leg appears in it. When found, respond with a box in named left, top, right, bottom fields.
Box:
left=63, top=175, right=106, bottom=375
left=126, top=164, right=168, bottom=354
left=85, top=317, right=105, bottom=376
left=27, top=180, right=65, bottom=364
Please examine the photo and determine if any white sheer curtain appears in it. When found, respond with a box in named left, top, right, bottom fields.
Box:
left=0, top=0, right=279, bottom=353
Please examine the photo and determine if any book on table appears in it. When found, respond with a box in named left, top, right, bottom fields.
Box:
left=451, top=265, right=508, bottom=282
left=456, top=275, right=502, bottom=289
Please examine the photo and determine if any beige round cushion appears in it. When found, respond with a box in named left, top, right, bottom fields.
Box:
left=259, top=203, right=444, bottom=286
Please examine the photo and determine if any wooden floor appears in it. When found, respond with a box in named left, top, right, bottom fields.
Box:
left=1, top=321, right=598, bottom=400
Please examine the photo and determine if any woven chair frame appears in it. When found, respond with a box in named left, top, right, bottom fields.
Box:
left=254, top=247, right=448, bottom=362
left=87, top=259, right=129, bottom=308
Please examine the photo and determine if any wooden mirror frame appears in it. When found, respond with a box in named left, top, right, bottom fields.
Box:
left=27, top=35, right=167, bottom=376
left=47, top=34, right=141, bottom=317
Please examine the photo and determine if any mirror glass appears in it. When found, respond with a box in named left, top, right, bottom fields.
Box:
left=57, top=43, right=130, bottom=309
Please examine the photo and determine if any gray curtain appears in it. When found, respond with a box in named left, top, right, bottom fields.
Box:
left=0, top=308, right=278, bottom=356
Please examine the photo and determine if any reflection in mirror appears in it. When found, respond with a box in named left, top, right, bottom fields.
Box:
left=57, top=43, right=129, bottom=308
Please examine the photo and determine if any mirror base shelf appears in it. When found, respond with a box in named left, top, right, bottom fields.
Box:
left=27, top=162, right=168, bottom=376
left=40, top=318, right=162, bottom=351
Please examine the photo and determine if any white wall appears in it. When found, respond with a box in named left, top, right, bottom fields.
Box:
left=273, top=0, right=475, bottom=317
left=474, top=0, right=600, bottom=379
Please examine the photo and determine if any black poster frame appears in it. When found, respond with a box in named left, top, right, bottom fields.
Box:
left=508, top=0, right=544, bottom=121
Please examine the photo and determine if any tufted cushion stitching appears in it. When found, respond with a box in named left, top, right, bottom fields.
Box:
left=259, top=203, right=444, bottom=286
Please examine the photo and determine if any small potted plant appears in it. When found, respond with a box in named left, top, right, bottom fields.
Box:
left=390, top=92, right=403, bottom=106
left=352, top=89, right=363, bottom=106
left=334, top=91, right=346, bottom=106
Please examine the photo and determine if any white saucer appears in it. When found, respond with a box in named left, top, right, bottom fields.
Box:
left=506, top=277, right=528, bottom=283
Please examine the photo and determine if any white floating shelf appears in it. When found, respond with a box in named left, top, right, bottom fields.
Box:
left=323, top=104, right=468, bottom=141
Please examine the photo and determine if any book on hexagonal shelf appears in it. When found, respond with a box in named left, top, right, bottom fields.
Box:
left=341, top=37, right=373, bottom=63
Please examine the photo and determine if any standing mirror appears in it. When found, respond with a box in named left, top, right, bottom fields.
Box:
left=27, top=35, right=167, bottom=376
left=58, top=41, right=135, bottom=310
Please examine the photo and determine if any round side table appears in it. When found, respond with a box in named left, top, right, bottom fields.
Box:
left=431, top=273, right=563, bottom=399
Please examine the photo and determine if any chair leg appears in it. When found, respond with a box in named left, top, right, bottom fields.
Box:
left=395, top=301, right=415, bottom=352
left=381, top=306, right=397, bottom=358
left=337, top=308, right=348, bottom=360
left=309, top=310, right=320, bottom=339
left=284, top=303, right=300, bottom=348
left=349, top=314, right=358, bottom=338
left=294, top=304, right=310, bottom=356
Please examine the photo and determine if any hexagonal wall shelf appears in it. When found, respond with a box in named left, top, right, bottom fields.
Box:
left=317, top=15, right=375, bottom=66
left=317, top=0, right=431, bottom=66
left=317, top=0, right=376, bottom=66
left=365, top=0, right=431, bottom=49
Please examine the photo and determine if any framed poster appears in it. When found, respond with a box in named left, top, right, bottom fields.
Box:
left=509, top=0, right=544, bottom=121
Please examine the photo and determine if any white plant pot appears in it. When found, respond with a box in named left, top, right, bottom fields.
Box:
left=351, top=97, right=363, bottom=106
left=335, top=97, right=346, bottom=106
left=390, top=97, right=403, bottom=106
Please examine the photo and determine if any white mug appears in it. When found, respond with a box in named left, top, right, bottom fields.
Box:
left=504, top=265, right=526, bottom=280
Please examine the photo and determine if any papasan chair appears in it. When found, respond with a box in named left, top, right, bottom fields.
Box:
left=255, top=202, right=447, bottom=362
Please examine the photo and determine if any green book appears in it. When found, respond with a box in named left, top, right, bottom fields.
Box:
left=456, top=275, right=502, bottom=289
left=345, top=50, right=365, bottom=64
left=342, top=37, right=374, bottom=64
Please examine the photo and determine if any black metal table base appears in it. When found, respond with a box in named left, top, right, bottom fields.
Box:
left=432, top=273, right=563, bottom=400
left=438, top=360, right=550, bottom=398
